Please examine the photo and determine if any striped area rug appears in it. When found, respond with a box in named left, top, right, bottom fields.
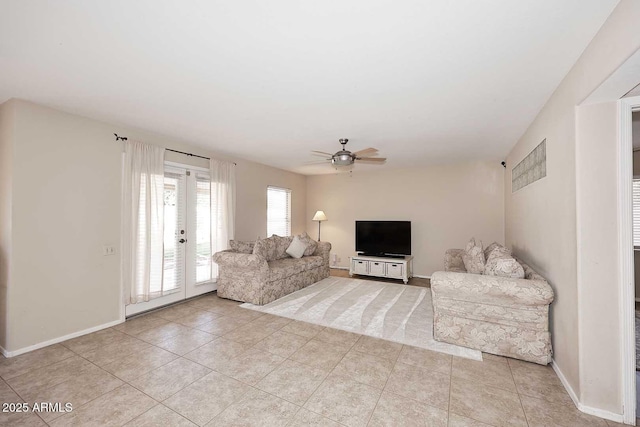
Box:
left=241, top=276, right=481, bottom=360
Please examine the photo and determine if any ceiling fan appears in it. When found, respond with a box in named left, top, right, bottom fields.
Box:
left=309, top=139, right=386, bottom=167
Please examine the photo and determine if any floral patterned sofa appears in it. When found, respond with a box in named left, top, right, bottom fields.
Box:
left=430, top=248, right=554, bottom=365
left=213, top=235, right=331, bottom=305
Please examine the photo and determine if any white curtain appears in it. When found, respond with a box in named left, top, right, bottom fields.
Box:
left=122, top=141, right=165, bottom=304
left=210, top=159, right=236, bottom=280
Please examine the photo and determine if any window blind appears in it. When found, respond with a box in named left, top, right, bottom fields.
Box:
left=267, top=186, right=291, bottom=237
left=633, top=178, right=640, bottom=247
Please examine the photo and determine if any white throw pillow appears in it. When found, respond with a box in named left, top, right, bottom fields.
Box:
left=286, top=236, right=308, bottom=259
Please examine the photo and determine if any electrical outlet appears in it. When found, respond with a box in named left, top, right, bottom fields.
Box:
left=103, top=246, right=115, bottom=256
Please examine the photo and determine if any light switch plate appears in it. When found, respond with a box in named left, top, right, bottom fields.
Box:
left=103, top=246, right=115, bottom=256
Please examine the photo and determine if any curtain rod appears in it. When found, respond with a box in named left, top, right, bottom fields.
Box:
left=114, top=133, right=236, bottom=165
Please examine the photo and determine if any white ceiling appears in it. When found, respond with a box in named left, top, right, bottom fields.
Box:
left=0, top=0, right=619, bottom=175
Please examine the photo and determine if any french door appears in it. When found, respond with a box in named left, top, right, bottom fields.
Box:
left=126, top=163, right=216, bottom=316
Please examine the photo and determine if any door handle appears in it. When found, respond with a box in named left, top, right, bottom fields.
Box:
left=179, top=238, right=187, bottom=244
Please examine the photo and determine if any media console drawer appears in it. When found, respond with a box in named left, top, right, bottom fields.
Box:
left=349, top=255, right=413, bottom=284
left=369, top=261, right=385, bottom=275
left=353, top=260, right=369, bottom=274
left=386, top=263, right=403, bottom=278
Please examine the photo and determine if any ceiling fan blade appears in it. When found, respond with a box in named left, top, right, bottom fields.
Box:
left=356, top=157, right=387, bottom=163
left=311, top=150, right=333, bottom=157
left=352, top=147, right=378, bottom=157
left=303, top=160, right=330, bottom=165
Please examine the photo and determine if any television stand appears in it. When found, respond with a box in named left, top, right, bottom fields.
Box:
left=349, top=255, right=414, bottom=284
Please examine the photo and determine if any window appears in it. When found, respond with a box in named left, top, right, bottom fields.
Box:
left=634, top=178, right=640, bottom=247
left=267, top=186, right=291, bottom=236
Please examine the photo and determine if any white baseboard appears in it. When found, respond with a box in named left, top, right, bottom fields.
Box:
left=551, top=359, right=624, bottom=423
left=331, top=266, right=349, bottom=270
left=1, top=318, right=124, bottom=358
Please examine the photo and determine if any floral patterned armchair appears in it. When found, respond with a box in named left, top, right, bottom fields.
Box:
left=431, top=249, right=554, bottom=365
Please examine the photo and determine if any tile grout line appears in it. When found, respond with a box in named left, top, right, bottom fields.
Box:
left=119, top=304, right=246, bottom=425
left=53, top=310, right=223, bottom=423
left=159, top=316, right=299, bottom=418
left=35, top=322, right=283, bottom=423
left=7, top=305, right=424, bottom=426
left=58, top=345, right=125, bottom=411
left=119, top=309, right=269, bottom=396
left=52, top=383, right=134, bottom=425
left=120, top=403, right=165, bottom=426
left=123, top=355, right=211, bottom=401
left=388, top=354, right=453, bottom=411
left=55, top=349, right=163, bottom=423
left=258, top=323, right=454, bottom=424
left=280, top=328, right=360, bottom=425
left=0, top=375, right=51, bottom=425
left=117, top=296, right=239, bottom=424
left=132, top=308, right=260, bottom=426
left=206, top=323, right=323, bottom=421
left=363, top=343, right=404, bottom=426
left=508, top=359, right=532, bottom=427
left=0, top=296, right=219, bottom=426
left=4, top=350, right=129, bottom=425
left=1, top=345, right=76, bottom=383
left=447, top=357, right=521, bottom=427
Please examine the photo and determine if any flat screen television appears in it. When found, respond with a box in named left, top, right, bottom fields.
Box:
left=355, top=221, right=411, bottom=257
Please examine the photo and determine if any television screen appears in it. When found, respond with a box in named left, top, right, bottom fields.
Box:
left=355, top=221, right=411, bottom=256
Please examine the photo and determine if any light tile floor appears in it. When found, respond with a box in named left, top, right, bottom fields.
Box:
left=0, top=292, right=624, bottom=427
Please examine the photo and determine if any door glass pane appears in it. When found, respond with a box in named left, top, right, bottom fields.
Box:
left=196, top=174, right=212, bottom=283
left=163, top=172, right=185, bottom=293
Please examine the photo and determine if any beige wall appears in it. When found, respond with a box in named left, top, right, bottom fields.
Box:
left=0, top=101, right=15, bottom=350
left=1, top=99, right=306, bottom=353
left=236, top=161, right=307, bottom=241
left=575, top=101, right=621, bottom=410
left=505, top=0, right=640, bottom=415
left=306, top=162, right=504, bottom=276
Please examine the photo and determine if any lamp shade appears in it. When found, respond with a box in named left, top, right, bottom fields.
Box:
left=312, top=210, right=327, bottom=221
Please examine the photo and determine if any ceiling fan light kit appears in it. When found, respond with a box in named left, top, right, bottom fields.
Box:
left=333, top=158, right=354, bottom=167
left=311, top=138, right=386, bottom=169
